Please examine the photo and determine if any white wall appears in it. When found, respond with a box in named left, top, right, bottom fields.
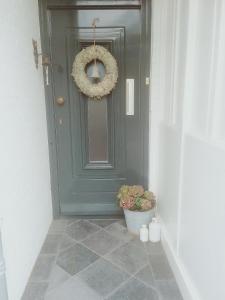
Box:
left=150, top=1, right=225, bottom=299
left=0, top=1, right=53, bottom=299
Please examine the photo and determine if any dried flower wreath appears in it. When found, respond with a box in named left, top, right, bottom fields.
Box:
left=71, top=45, right=118, bottom=100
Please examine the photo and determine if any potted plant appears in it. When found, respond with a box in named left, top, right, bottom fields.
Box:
left=117, top=185, right=156, bottom=234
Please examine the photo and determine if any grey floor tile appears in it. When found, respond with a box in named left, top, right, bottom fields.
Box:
left=41, top=234, right=61, bottom=254
left=78, top=258, right=129, bottom=297
left=150, top=254, right=174, bottom=280
left=104, top=222, right=133, bottom=243
left=65, top=217, right=81, bottom=226
left=129, top=237, right=147, bottom=249
left=106, top=241, right=148, bottom=274
left=66, top=220, right=100, bottom=241
left=56, top=243, right=99, bottom=275
left=135, top=265, right=155, bottom=287
left=156, top=280, right=183, bottom=300
left=48, top=219, right=68, bottom=234
left=47, top=264, right=70, bottom=291
left=22, top=282, right=48, bottom=300
left=145, top=242, right=164, bottom=255
left=88, top=219, right=118, bottom=228
left=116, top=219, right=127, bottom=227
left=24, top=217, right=181, bottom=300
left=30, top=255, right=55, bottom=281
left=82, top=230, right=120, bottom=255
left=58, top=234, right=75, bottom=251
left=106, top=278, right=159, bottom=300
left=45, top=276, right=103, bottom=300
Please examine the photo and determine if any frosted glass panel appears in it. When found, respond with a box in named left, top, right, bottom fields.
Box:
left=88, top=99, right=108, bottom=162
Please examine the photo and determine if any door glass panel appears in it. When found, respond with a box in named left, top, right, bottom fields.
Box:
left=88, top=98, right=109, bottom=163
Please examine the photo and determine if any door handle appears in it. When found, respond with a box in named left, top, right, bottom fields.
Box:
left=126, top=79, right=134, bottom=115
left=56, top=97, right=65, bottom=106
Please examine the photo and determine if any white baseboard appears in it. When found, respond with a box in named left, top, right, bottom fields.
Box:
left=159, top=219, right=201, bottom=300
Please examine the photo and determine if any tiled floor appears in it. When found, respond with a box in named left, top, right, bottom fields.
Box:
left=22, top=218, right=183, bottom=300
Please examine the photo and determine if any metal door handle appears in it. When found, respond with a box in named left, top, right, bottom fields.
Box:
left=126, top=79, right=134, bottom=115
left=56, top=97, right=65, bottom=106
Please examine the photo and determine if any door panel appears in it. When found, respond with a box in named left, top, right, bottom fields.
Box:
left=48, top=6, right=148, bottom=215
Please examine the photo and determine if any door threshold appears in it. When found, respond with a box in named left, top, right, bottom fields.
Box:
left=57, top=214, right=124, bottom=220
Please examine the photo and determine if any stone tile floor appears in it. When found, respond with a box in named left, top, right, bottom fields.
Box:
left=22, top=218, right=183, bottom=300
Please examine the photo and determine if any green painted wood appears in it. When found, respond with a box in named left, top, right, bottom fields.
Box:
left=39, top=0, right=150, bottom=216
left=46, top=0, right=141, bottom=10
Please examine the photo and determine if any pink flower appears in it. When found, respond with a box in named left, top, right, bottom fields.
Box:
left=120, top=195, right=135, bottom=209
left=128, top=185, right=144, bottom=197
left=117, top=185, right=156, bottom=211
left=141, top=199, right=152, bottom=211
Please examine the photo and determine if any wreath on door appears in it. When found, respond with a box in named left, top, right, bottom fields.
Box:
left=71, top=45, right=118, bottom=100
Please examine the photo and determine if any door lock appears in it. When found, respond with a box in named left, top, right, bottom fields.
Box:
left=56, top=97, right=65, bottom=106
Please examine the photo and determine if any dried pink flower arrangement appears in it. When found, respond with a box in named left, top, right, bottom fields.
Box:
left=117, top=185, right=156, bottom=211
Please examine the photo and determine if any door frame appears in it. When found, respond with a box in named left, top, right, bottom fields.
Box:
left=38, top=0, right=151, bottom=218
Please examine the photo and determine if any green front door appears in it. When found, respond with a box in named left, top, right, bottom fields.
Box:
left=46, top=2, right=150, bottom=215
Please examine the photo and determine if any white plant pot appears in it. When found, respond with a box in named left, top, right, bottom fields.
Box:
left=123, top=208, right=155, bottom=235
